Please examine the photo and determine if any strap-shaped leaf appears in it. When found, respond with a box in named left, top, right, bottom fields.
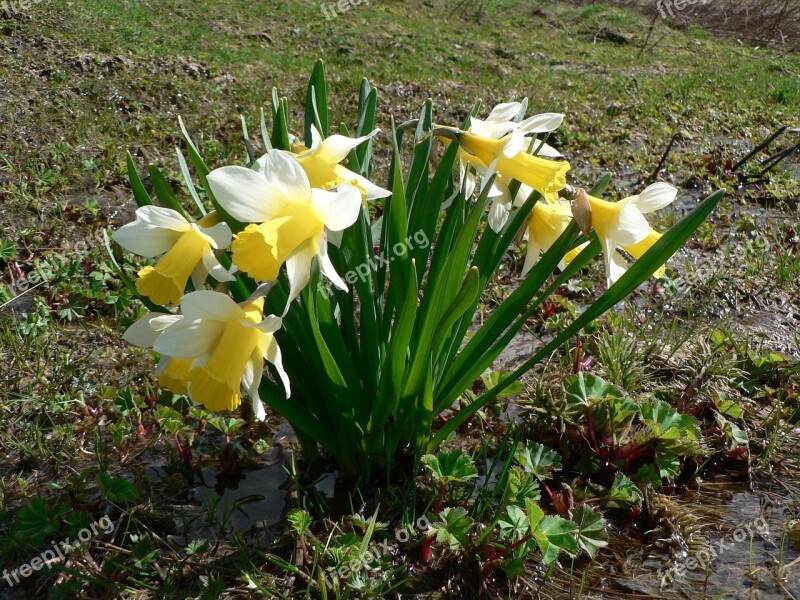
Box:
left=126, top=152, right=153, bottom=207
left=175, top=148, right=207, bottom=217
left=178, top=117, right=244, bottom=232
left=304, top=60, right=328, bottom=145
left=148, top=165, right=190, bottom=219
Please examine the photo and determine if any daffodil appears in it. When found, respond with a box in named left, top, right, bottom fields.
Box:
left=521, top=200, right=574, bottom=275
left=291, top=125, right=390, bottom=203
left=453, top=104, right=565, bottom=232
left=207, top=150, right=362, bottom=303
left=585, top=182, right=677, bottom=286
left=436, top=126, right=570, bottom=224
left=150, top=291, right=290, bottom=420
left=122, top=311, right=193, bottom=395
left=113, top=207, right=235, bottom=306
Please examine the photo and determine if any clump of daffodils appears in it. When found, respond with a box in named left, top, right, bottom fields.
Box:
left=114, top=100, right=677, bottom=421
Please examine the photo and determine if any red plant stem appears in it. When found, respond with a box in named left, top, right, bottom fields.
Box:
left=422, top=483, right=448, bottom=563
left=573, top=336, right=584, bottom=374
left=585, top=407, right=602, bottom=455
left=481, top=533, right=534, bottom=575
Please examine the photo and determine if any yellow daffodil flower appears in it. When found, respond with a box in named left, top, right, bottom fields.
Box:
left=122, top=311, right=193, bottom=395
left=521, top=200, right=574, bottom=275
left=113, top=207, right=235, bottom=306
left=207, top=150, right=363, bottom=303
left=451, top=102, right=565, bottom=233
left=436, top=125, right=570, bottom=229
left=291, top=125, right=390, bottom=203
left=585, top=182, right=677, bottom=286
left=149, top=291, right=290, bottom=420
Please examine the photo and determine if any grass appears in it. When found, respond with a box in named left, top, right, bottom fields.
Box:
left=1, top=0, right=799, bottom=597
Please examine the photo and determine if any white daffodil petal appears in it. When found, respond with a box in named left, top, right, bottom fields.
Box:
left=284, top=242, right=316, bottom=307
left=512, top=183, right=535, bottom=208
left=613, top=204, right=653, bottom=247
left=309, top=124, right=323, bottom=152
left=318, top=238, right=348, bottom=292
left=601, top=237, right=618, bottom=288
left=151, top=314, right=182, bottom=332
left=633, top=182, right=677, bottom=213
left=529, top=139, right=563, bottom=158
left=243, top=352, right=267, bottom=421
left=488, top=197, right=511, bottom=233
left=190, top=261, right=208, bottom=291
left=609, top=251, right=629, bottom=285
left=522, top=240, right=544, bottom=276
left=265, top=338, right=291, bottom=398
left=113, top=222, right=182, bottom=258
left=311, top=186, right=362, bottom=231
left=180, top=290, right=242, bottom=321
left=327, top=228, right=344, bottom=247
left=462, top=166, right=477, bottom=199
left=207, top=165, right=282, bottom=223
left=201, top=250, right=236, bottom=283
left=198, top=222, right=233, bottom=249
left=123, top=312, right=176, bottom=348
left=252, top=153, right=269, bottom=173
left=501, top=130, right=526, bottom=158
left=472, top=119, right=516, bottom=139
left=251, top=314, right=283, bottom=334
left=487, top=101, right=524, bottom=123
left=318, top=128, right=379, bottom=164
left=261, top=150, right=312, bottom=203
left=342, top=169, right=391, bottom=200
left=520, top=113, right=565, bottom=134
left=136, top=205, right=192, bottom=231
left=154, top=318, right=224, bottom=359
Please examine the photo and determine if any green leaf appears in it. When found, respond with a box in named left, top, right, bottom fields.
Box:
left=15, top=498, right=63, bottom=546
left=655, top=451, right=681, bottom=479
left=515, top=443, right=562, bottom=481
left=148, top=165, right=190, bottom=219
left=607, top=472, right=643, bottom=507
left=0, top=239, right=17, bottom=261
left=305, top=59, right=329, bottom=144
left=498, top=505, right=530, bottom=540
left=429, top=508, right=473, bottom=549
left=717, top=398, right=744, bottom=419
left=126, top=152, right=153, bottom=207
left=287, top=509, right=313, bottom=537
left=524, top=499, right=545, bottom=530
left=533, top=516, right=578, bottom=564
left=64, top=511, right=94, bottom=539
left=641, top=400, right=700, bottom=441
left=481, top=369, right=524, bottom=398
left=206, top=417, right=246, bottom=435
left=572, top=505, right=608, bottom=559
left=421, top=449, right=478, bottom=484
left=97, top=472, right=140, bottom=504
left=564, top=372, right=627, bottom=408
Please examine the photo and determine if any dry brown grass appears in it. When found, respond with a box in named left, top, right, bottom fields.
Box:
left=580, top=0, right=800, bottom=50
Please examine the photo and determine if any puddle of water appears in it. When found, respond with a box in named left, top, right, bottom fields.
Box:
left=189, top=462, right=287, bottom=544
left=540, top=475, right=800, bottom=599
